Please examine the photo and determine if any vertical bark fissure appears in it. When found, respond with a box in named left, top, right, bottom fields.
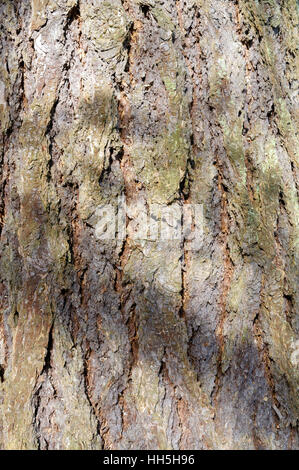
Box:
left=175, top=1, right=200, bottom=346
left=252, top=278, right=281, bottom=434
left=115, top=5, right=140, bottom=436
left=29, top=7, right=86, bottom=443
left=82, top=343, right=107, bottom=449
left=234, top=3, right=283, bottom=443
left=212, top=163, right=234, bottom=408
left=235, top=2, right=293, bottom=438
left=0, top=49, right=25, bottom=235
left=32, top=320, right=55, bottom=449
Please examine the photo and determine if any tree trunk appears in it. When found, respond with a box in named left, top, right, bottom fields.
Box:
left=0, top=0, right=298, bottom=450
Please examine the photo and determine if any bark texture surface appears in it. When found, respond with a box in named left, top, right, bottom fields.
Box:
left=0, top=0, right=298, bottom=449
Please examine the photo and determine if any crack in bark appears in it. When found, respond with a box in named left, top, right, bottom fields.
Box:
left=63, top=0, right=81, bottom=40
left=175, top=1, right=201, bottom=358
left=113, top=8, right=142, bottom=441
left=44, top=2, right=81, bottom=184
left=82, top=345, right=106, bottom=449
left=0, top=55, right=25, bottom=236
left=32, top=320, right=55, bottom=449
left=0, top=365, right=4, bottom=383
left=276, top=191, right=296, bottom=328
left=45, top=97, right=59, bottom=183
left=212, top=160, right=234, bottom=408
left=252, top=274, right=281, bottom=434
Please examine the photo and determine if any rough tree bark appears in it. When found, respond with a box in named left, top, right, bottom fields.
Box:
left=0, top=0, right=298, bottom=450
